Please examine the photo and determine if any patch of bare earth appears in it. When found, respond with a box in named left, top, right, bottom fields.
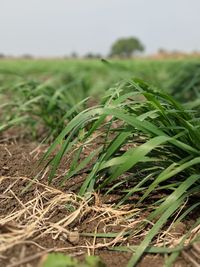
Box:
left=0, top=130, right=199, bottom=267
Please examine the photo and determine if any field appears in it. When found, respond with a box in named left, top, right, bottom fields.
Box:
left=0, top=58, right=200, bottom=267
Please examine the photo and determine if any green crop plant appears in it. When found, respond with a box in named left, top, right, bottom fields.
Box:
left=43, top=78, right=200, bottom=266
left=0, top=78, right=90, bottom=138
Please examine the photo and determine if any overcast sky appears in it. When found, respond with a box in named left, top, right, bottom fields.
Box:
left=0, top=0, right=199, bottom=56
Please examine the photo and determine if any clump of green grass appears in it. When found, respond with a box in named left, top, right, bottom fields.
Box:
left=43, top=78, right=200, bottom=266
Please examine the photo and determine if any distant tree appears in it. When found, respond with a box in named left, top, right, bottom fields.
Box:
left=22, top=54, right=33, bottom=59
left=110, top=37, right=144, bottom=58
left=0, top=53, right=5, bottom=59
left=96, top=53, right=102, bottom=59
left=84, top=53, right=95, bottom=59
left=84, top=53, right=102, bottom=59
left=158, top=48, right=167, bottom=54
left=70, top=52, right=78, bottom=59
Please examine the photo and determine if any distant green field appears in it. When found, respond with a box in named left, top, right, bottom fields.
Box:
left=1, top=58, right=200, bottom=134
left=0, top=58, right=197, bottom=90
left=1, top=58, right=200, bottom=136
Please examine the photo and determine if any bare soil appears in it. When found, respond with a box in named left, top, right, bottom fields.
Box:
left=0, top=129, right=199, bottom=267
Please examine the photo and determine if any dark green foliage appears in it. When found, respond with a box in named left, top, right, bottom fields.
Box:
left=110, top=37, right=145, bottom=58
